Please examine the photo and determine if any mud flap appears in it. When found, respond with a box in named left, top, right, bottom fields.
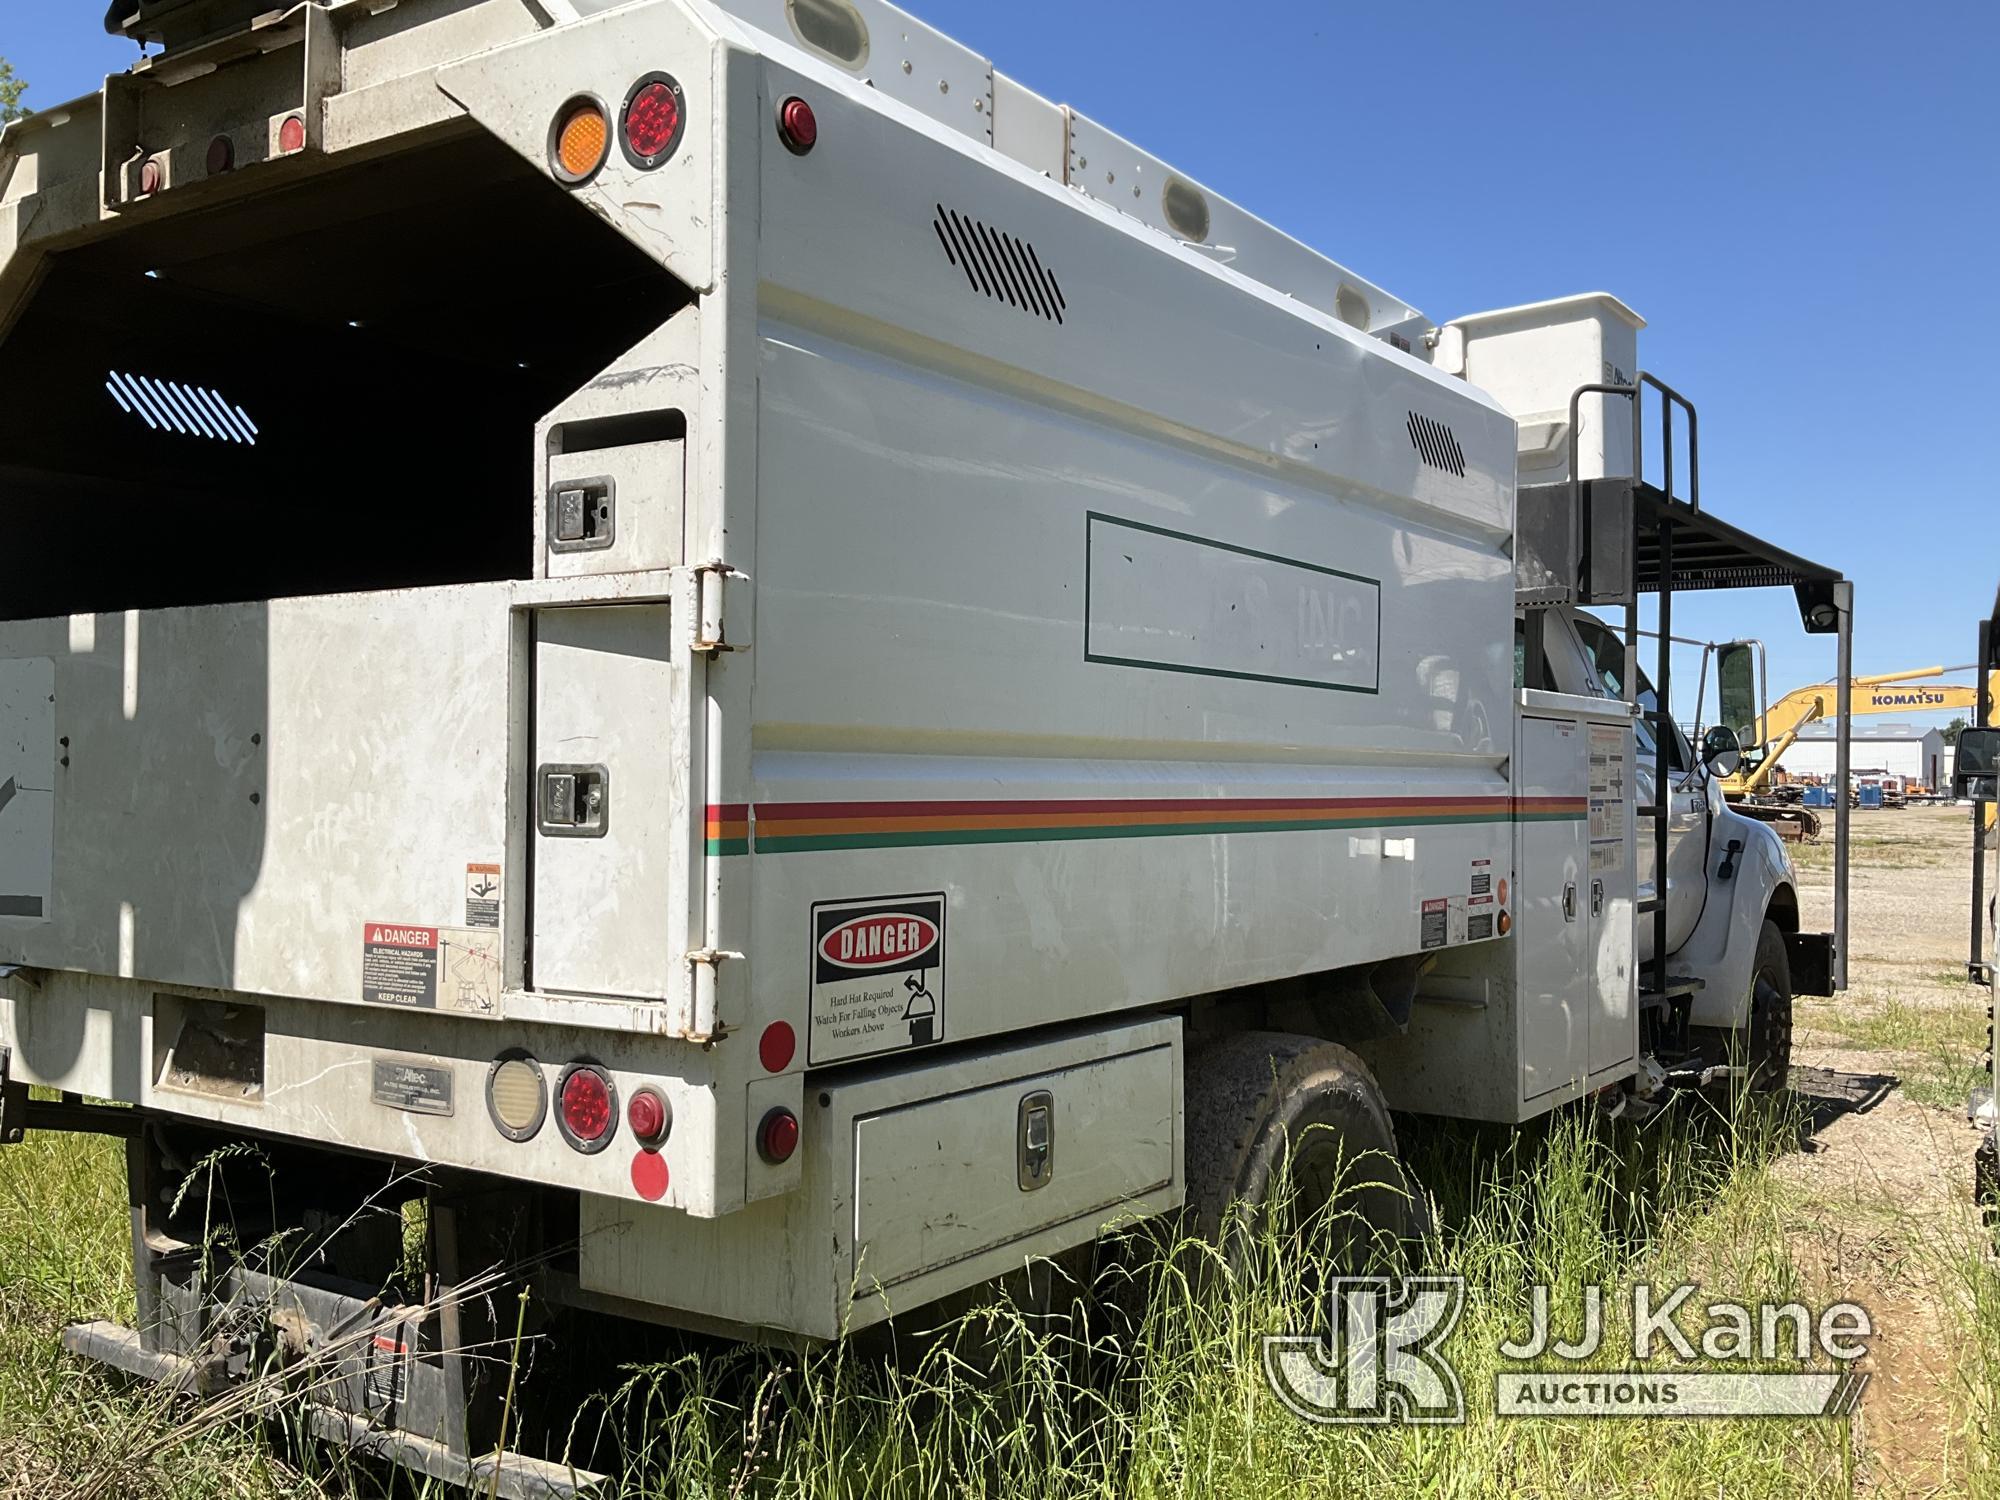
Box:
left=1785, top=931, right=1835, bottom=997
left=0, top=1045, right=24, bottom=1144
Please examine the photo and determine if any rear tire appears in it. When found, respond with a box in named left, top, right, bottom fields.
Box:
left=1184, top=1031, right=1426, bottom=1271
left=1741, top=919, right=1793, bottom=1092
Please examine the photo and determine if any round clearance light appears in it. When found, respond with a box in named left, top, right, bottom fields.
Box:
left=556, top=1062, right=619, bottom=1153
left=486, top=1053, right=548, bottom=1143
left=757, top=1106, right=800, bottom=1165
left=551, top=98, right=611, bottom=185
left=777, top=96, right=817, bottom=155
left=627, top=1086, right=671, bottom=1146
left=277, top=115, right=307, bottom=156
left=620, top=73, right=686, bottom=170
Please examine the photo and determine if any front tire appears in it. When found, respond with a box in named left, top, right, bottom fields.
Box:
left=1184, top=1031, right=1426, bottom=1271
left=1741, top=919, right=1793, bottom=1092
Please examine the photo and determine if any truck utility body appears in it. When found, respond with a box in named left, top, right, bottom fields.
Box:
left=0, top=0, right=1848, bottom=1483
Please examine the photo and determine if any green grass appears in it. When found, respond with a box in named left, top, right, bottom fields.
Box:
left=1800, top=989, right=1991, bottom=1110
left=11, top=1090, right=1978, bottom=1500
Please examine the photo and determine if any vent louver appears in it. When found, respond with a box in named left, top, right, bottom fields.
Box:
left=932, top=204, right=1066, bottom=324
left=1406, top=411, right=1465, bottom=477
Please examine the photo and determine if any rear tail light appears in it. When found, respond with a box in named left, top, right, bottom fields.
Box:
left=556, top=1062, right=618, bottom=1153
left=620, top=73, right=686, bottom=169
left=628, top=1086, right=671, bottom=1146
left=277, top=115, right=307, bottom=156
left=551, top=98, right=611, bottom=184
left=757, top=1107, right=800, bottom=1164
left=486, top=1053, right=547, bottom=1142
left=777, top=96, right=817, bottom=155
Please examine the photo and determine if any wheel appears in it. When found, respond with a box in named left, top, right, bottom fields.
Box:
left=1741, top=919, right=1793, bottom=1092
left=1184, top=1031, right=1426, bottom=1271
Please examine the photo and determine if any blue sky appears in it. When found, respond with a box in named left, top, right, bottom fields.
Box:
left=6, top=2, right=1995, bottom=727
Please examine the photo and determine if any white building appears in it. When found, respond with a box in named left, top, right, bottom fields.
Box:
left=1780, top=721, right=1948, bottom=789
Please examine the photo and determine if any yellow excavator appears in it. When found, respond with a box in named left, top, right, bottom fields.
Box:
left=1723, top=664, right=2000, bottom=832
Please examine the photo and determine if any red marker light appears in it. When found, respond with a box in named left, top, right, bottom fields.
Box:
left=557, top=1064, right=617, bottom=1152
left=757, top=1107, right=800, bottom=1164
left=139, top=158, right=163, bottom=196
left=778, top=96, right=817, bottom=155
left=621, top=75, right=686, bottom=168
left=627, top=1087, right=669, bottom=1144
left=278, top=115, right=307, bottom=155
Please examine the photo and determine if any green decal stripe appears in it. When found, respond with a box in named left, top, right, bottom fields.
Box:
left=706, top=837, right=750, bottom=856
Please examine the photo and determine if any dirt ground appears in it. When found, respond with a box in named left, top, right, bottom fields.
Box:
left=1777, top=803, right=1991, bottom=1493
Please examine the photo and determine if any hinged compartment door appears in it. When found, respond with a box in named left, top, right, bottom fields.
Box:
left=530, top=604, right=685, bottom=1000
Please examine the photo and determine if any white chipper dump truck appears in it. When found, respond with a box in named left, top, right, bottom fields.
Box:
left=0, top=0, right=1855, bottom=1487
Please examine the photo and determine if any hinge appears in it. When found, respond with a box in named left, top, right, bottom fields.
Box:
left=691, top=561, right=750, bottom=654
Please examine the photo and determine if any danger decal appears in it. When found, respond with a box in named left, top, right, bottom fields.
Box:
left=361, top=923, right=501, bottom=1013
left=809, top=893, right=946, bottom=1065
left=362, top=924, right=439, bottom=1008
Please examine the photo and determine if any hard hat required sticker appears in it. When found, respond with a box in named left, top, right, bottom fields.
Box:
left=808, top=892, right=946, bottom=1065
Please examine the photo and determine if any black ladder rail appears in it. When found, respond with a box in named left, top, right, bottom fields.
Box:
left=1568, top=372, right=1700, bottom=1012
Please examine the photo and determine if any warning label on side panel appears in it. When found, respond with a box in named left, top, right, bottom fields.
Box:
left=808, top=893, right=946, bottom=1065
left=362, top=924, right=439, bottom=1008
left=439, top=928, right=502, bottom=1015
left=464, top=863, right=502, bottom=929
left=1420, top=898, right=1448, bottom=950
left=1589, top=723, right=1629, bottom=875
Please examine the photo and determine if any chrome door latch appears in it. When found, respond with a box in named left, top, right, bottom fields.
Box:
left=538, top=763, right=608, bottom=838
left=1017, top=1089, right=1054, bottom=1191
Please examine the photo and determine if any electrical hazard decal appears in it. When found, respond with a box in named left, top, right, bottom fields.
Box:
left=361, top=923, right=501, bottom=1014
left=808, top=892, right=945, bottom=1065
left=363, top=924, right=438, bottom=1008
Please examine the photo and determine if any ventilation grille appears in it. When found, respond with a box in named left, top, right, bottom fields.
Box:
left=106, top=370, right=260, bottom=445
left=1406, top=411, right=1464, bottom=477
left=932, top=205, right=1066, bottom=324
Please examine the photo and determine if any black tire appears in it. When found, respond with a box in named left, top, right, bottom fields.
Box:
left=1742, top=919, right=1793, bottom=1092
left=1185, top=1031, right=1426, bottom=1271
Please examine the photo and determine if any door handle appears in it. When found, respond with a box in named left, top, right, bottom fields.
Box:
left=1563, top=882, right=1577, bottom=922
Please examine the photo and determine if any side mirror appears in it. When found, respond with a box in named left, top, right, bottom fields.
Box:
left=1701, top=725, right=1742, bottom=780
left=1713, top=641, right=1765, bottom=754
left=1955, top=726, right=2000, bottom=801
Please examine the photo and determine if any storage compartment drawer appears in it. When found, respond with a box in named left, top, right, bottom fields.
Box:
left=576, top=1016, right=1183, bottom=1338
left=846, top=1037, right=1177, bottom=1296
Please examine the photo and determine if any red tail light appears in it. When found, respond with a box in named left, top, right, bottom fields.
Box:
left=778, top=97, right=817, bottom=155
left=620, top=74, right=686, bottom=169
left=627, top=1087, right=670, bottom=1145
left=556, top=1063, right=617, bottom=1153
left=757, top=1107, right=800, bottom=1164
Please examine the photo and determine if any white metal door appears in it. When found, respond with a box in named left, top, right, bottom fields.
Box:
left=531, top=605, right=682, bottom=1000
left=1635, top=752, right=1708, bottom=960
left=1519, top=716, right=1588, bottom=1100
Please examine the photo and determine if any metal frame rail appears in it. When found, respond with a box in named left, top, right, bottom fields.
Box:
left=1972, top=584, right=1998, bottom=985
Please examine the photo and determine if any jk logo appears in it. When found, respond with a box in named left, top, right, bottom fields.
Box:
left=1262, top=1276, right=1467, bottom=1425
